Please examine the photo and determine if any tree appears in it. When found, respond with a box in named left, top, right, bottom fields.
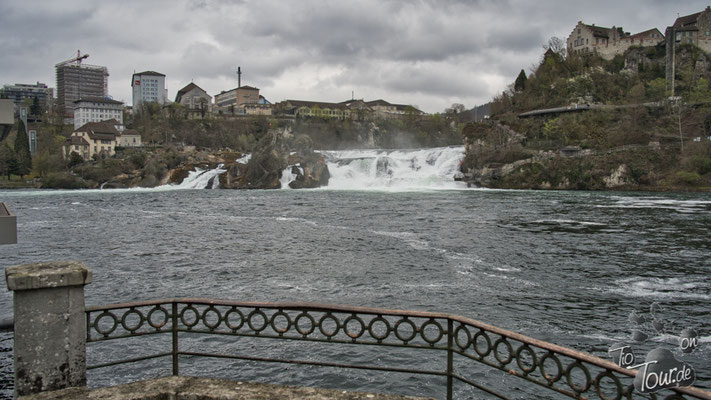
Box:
left=688, top=78, right=711, bottom=103
left=544, top=36, right=567, bottom=58
left=0, top=144, right=17, bottom=179
left=67, top=151, right=85, bottom=168
left=33, top=150, right=65, bottom=177
left=514, top=69, right=527, bottom=92
left=14, top=120, right=32, bottom=178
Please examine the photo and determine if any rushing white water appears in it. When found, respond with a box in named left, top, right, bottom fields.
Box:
left=322, top=146, right=467, bottom=190
left=171, top=146, right=467, bottom=191
left=175, top=164, right=226, bottom=189
left=280, top=164, right=302, bottom=189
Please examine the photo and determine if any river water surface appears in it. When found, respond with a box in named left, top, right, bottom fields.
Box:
left=0, top=152, right=710, bottom=398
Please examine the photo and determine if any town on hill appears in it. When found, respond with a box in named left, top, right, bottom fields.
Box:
left=1, top=7, right=711, bottom=191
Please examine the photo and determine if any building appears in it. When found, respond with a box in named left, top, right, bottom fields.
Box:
left=174, top=83, right=211, bottom=117
left=0, top=82, right=54, bottom=110
left=73, top=97, right=124, bottom=130
left=275, top=99, right=424, bottom=119
left=567, top=21, right=664, bottom=60
left=276, top=100, right=354, bottom=119
left=56, top=57, right=109, bottom=120
left=0, top=99, right=13, bottom=141
left=666, top=7, right=711, bottom=53
left=64, top=122, right=120, bottom=160
left=215, top=86, right=260, bottom=107
left=132, top=71, right=167, bottom=111
left=365, top=99, right=424, bottom=119
left=117, top=128, right=142, bottom=148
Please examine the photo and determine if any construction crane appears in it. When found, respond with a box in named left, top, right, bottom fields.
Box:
left=54, top=50, right=89, bottom=68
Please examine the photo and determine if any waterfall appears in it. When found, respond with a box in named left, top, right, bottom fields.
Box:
left=167, top=146, right=466, bottom=191
left=321, top=146, right=466, bottom=190
left=175, top=164, right=226, bottom=189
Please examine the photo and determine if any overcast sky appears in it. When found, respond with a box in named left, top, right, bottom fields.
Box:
left=1, top=1, right=709, bottom=113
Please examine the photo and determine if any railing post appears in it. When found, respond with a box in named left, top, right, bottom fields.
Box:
left=447, top=318, right=453, bottom=400
left=172, top=301, right=179, bottom=376
left=5, top=261, right=92, bottom=396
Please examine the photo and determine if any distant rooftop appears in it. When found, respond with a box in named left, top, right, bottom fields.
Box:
left=133, top=71, right=166, bottom=77
left=74, top=97, right=123, bottom=105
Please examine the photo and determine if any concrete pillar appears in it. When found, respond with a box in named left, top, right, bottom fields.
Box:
left=5, top=261, right=92, bottom=396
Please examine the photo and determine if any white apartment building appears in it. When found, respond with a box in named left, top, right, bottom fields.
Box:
left=73, top=97, right=124, bottom=130
left=131, top=71, right=167, bottom=112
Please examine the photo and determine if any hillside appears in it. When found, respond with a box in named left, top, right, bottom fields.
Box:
left=460, top=42, right=711, bottom=191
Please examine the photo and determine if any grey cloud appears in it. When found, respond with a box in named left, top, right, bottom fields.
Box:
left=2, top=0, right=711, bottom=113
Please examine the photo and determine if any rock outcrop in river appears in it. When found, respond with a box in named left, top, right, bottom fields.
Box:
left=219, top=129, right=330, bottom=189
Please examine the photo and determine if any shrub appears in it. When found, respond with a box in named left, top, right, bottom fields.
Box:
left=676, top=170, right=701, bottom=185
left=41, top=172, right=93, bottom=189
left=690, top=156, right=711, bottom=175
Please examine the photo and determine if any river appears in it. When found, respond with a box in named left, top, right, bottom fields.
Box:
left=0, top=146, right=709, bottom=398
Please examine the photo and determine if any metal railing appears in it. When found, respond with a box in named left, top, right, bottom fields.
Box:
left=86, top=299, right=711, bottom=400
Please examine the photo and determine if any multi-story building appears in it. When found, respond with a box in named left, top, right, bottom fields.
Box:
left=567, top=21, right=664, bottom=60
left=666, top=6, right=711, bottom=53
left=175, top=83, right=211, bottom=117
left=64, top=122, right=119, bottom=160
left=214, top=86, right=261, bottom=113
left=56, top=60, right=109, bottom=120
left=0, top=82, right=54, bottom=111
left=276, top=100, right=354, bottom=119
left=117, top=128, right=142, bottom=148
left=131, top=71, right=167, bottom=111
left=72, top=97, right=124, bottom=130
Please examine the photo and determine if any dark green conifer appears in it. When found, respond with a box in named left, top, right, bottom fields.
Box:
left=14, top=120, right=32, bottom=178
left=514, top=69, right=527, bottom=92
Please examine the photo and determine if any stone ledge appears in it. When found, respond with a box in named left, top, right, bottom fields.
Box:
left=18, top=376, right=434, bottom=400
left=6, top=261, right=92, bottom=291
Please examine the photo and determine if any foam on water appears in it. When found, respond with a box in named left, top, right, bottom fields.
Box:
left=599, top=196, right=711, bottom=213
left=607, top=277, right=711, bottom=300
left=174, top=165, right=226, bottom=189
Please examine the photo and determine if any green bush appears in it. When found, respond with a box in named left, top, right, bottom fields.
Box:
left=676, top=170, right=701, bottom=185
left=74, top=159, right=132, bottom=183
left=690, top=156, right=711, bottom=175
left=41, top=172, right=93, bottom=189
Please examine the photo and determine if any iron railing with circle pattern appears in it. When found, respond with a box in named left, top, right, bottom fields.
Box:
left=85, top=299, right=711, bottom=400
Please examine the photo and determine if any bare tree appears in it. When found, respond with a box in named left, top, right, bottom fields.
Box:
left=544, top=36, right=567, bottom=58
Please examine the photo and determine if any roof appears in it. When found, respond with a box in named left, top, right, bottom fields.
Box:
left=66, top=136, right=90, bottom=146
left=283, top=100, right=351, bottom=110
left=134, top=71, right=165, bottom=77
left=216, top=85, right=260, bottom=96
left=175, top=83, right=209, bottom=102
left=584, top=24, right=626, bottom=39
left=366, top=99, right=393, bottom=107
left=74, top=121, right=120, bottom=141
left=74, top=97, right=124, bottom=105
left=393, top=104, right=424, bottom=114
left=673, top=10, right=704, bottom=30
left=121, top=129, right=140, bottom=136
left=628, top=28, right=664, bottom=40
left=103, top=118, right=121, bottom=125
